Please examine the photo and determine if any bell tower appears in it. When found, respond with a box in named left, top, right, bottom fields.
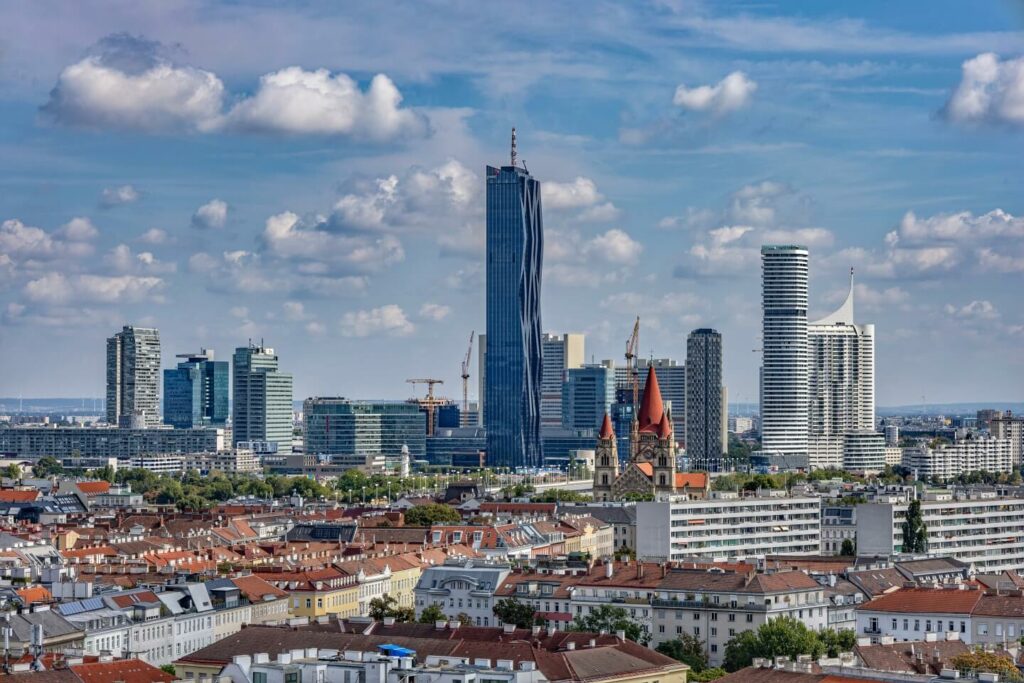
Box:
left=593, top=413, right=619, bottom=502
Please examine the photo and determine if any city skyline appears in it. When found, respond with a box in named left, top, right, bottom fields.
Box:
left=1, top=2, right=1023, bottom=405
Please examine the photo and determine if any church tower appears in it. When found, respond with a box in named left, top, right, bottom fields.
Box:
left=592, top=413, right=619, bottom=502
left=652, top=411, right=677, bottom=492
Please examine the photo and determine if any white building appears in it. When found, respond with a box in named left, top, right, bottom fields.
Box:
left=414, top=560, right=511, bottom=626
left=857, top=490, right=1024, bottom=573
left=901, top=437, right=1013, bottom=481
left=990, top=413, right=1023, bottom=466
left=128, top=453, right=186, bottom=474
left=635, top=491, right=821, bottom=561
left=760, top=245, right=809, bottom=461
left=540, top=333, right=585, bottom=429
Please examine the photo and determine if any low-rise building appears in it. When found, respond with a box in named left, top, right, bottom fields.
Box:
left=414, top=559, right=511, bottom=626
left=901, top=437, right=1013, bottom=480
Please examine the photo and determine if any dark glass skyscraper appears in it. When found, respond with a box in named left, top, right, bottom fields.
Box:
left=686, top=328, right=724, bottom=471
left=484, top=130, right=544, bottom=469
left=163, top=350, right=229, bottom=428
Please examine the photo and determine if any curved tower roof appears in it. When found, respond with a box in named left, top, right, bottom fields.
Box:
left=812, top=268, right=855, bottom=326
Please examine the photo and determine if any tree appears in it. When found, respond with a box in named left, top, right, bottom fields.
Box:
left=722, top=617, right=824, bottom=672
left=656, top=633, right=708, bottom=672
left=950, top=649, right=1023, bottom=682
left=455, top=612, right=473, bottom=626
left=90, top=464, right=116, bottom=483
left=492, top=598, right=537, bottom=629
left=33, top=456, right=64, bottom=478
left=690, top=669, right=727, bottom=682
left=621, top=491, right=654, bottom=502
left=404, top=503, right=462, bottom=526
left=418, top=603, right=447, bottom=624
left=840, top=538, right=856, bottom=556
left=2, top=464, right=20, bottom=480
left=901, top=499, right=928, bottom=553
left=571, top=604, right=648, bottom=645
left=817, top=629, right=856, bottom=658
left=160, top=664, right=177, bottom=676
left=369, top=594, right=400, bottom=621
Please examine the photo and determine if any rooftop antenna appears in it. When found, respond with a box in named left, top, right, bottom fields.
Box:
left=510, top=127, right=517, bottom=168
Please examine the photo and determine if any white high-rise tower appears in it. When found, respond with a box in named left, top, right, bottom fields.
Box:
left=760, top=245, right=809, bottom=460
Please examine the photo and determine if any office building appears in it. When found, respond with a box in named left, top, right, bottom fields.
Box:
left=991, top=412, right=1023, bottom=465
left=884, top=423, right=900, bottom=447
left=0, top=425, right=224, bottom=459
left=636, top=491, right=821, bottom=561
left=232, top=344, right=293, bottom=451
left=304, top=397, right=426, bottom=459
left=541, top=333, right=585, bottom=428
left=901, top=436, right=1013, bottom=481
left=106, top=325, right=161, bottom=427
left=686, top=328, right=724, bottom=471
left=562, top=363, right=614, bottom=432
left=760, top=245, right=809, bottom=461
left=615, top=358, right=686, bottom=444
left=163, top=349, right=229, bottom=428
left=484, top=132, right=544, bottom=469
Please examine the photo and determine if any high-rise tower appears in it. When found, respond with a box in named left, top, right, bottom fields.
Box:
left=484, top=129, right=544, bottom=469
left=541, top=333, right=585, bottom=428
left=686, top=328, right=724, bottom=471
left=106, top=325, right=161, bottom=427
left=760, top=245, right=809, bottom=460
left=163, top=349, right=229, bottom=428
left=232, top=343, right=294, bottom=452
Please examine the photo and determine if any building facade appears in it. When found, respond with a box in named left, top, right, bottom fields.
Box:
left=304, top=397, right=427, bottom=459
left=106, top=326, right=161, bottom=427
left=163, top=350, right=229, bottom=428
left=686, top=328, right=724, bottom=471
left=484, top=138, right=544, bottom=470
left=232, top=344, right=293, bottom=451
left=990, top=412, right=1023, bottom=466
left=562, top=363, right=615, bottom=432
left=901, top=437, right=1014, bottom=481
left=0, top=425, right=224, bottom=459
left=542, top=333, right=585, bottom=428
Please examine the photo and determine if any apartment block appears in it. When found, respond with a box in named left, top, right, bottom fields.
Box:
left=901, top=437, right=1013, bottom=481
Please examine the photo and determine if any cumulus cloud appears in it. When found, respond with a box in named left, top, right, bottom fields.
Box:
left=340, top=304, right=415, bottom=337
left=0, top=218, right=96, bottom=262
left=138, top=228, right=169, bottom=245
left=282, top=301, right=307, bottom=321
left=418, top=303, right=451, bottom=321
left=222, top=68, right=425, bottom=139
left=100, top=184, right=140, bottom=207
left=942, top=53, right=1024, bottom=126
left=188, top=248, right=368, bottom=296
left=890, top=208, right=1024, bottom=244
left=23, top=272, right=163, bottom=304
left=192, top=199, right=228, bottom=230
left=545, top=177, right=603, bottom=209
left=57, top=217, right=99, bottom=242
left=261, top=211, right=405, bottom=275
left=944, top=300, right=1000, bottom=320
left=673, top=71, right=757, bottom=115
left=585, top=229, right=643, bottom=265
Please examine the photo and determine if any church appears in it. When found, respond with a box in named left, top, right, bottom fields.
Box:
left=592, top=365, right=708, bottom=502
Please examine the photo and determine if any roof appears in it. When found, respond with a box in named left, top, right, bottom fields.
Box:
left=231, top=574, right=288, bottom=601
left=854, top=638, right=968, bottom=675
left=71, top=659, right=175, bottom=683
left=75, top=481, right=111, bottom=496
left=15, top=585, right=52, bottom=605
left=0, top=490, right=39, bottom=503
left=857, top=587, right=983, bottom=615
left=811, top=269, right=855, bottom=326
left=637, top=365, right=664, bottom=432
left=599, top=413, right=614, bottom=439
left=656, top=412, right=672, bottom=439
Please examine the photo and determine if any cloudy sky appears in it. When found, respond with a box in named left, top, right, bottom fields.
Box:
left=0, top=1, right=1022, bottom=407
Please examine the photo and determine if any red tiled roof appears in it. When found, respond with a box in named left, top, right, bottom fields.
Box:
left=0, top=490, right=39, bottom=503
left=637, top=365, right=663, bottom=431
left=76, top=481, right=111, bottom=496
left=858, top=587, right=982, bottom=615
left=15, top=585, right=51, bottom=604
left=675, top=472, right=708, bottom=489
left=71, top=659, right=175, bottom=683
left=599, top=413, right=614, bottom=439
left=657, top=412, right=672, bottom=439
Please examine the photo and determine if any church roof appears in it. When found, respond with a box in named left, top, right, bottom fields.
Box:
left=637, top=365, right=664, bottom=431
left=599, top=413, right=615, bottom=439
left=657, top=412, right=672, bottom=439
left=632, top=464, right=709, bottom=490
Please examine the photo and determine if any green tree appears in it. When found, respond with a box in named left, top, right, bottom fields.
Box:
left=33, top=456, right=64, bottom=478
left=160, top=664, right=177, bottom=676
left=369, top=594, right=404, bottom=621
left=950, top=649, right=1023, bottom=682
left=818, top=629, right=856, bottom=658
left=571, top=604, right=648, bottom=645
left=901, top=499, right=928, bottom=553
left=533, top=489, right=592, bottom=503
left=455, top=612, right=473, bottom=626
left=418, top=603, right=447, bottom=624
left=656, top=633, right=708, bottom=672
left=492, top=598, right=537, bottom=629
left=722, top=617, right=824, bottom=672
left=840, top=538, right=856, bottom=556
left=2, top=464, right=20, bottom=480
left=690, top=669, right=727, bottom=682
left=90, top=464, right=116, bottom=483
left=404, top=503, right=462, bottom=526
left=621, top=491, right=654, bottom=502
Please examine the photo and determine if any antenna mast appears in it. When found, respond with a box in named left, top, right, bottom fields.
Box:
left=510, top=127, right=517, bottom=168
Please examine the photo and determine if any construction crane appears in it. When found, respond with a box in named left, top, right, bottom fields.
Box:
left=460, top=331, right=475, bottom=427
left=625, top=316, right=640, bottom=411
left=407, top=378, right=445, bottom=436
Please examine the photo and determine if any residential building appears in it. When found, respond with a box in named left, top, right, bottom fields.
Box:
left=990, top=412, right=1023, bottom=465
left=232, top=343, right=293, bottom=451
left=254, top=567, right=361, bottom=619
left=184, top=448, right=261, bottom=475
left=559, top=503, right=638, bottom=551
left=760, top=245, right=809, bottom=461
left=821, top=506, right=856, bottom=555
left=686, top=328, right=724, bottom=471
left=163, top=349, right=229, bottom=428
left=414, top=559, right=511, bottom=626
left=0, top=425, right=224, bottom=459
left=636, top=491, right=822, bottom=561
left=106, top=325, right=161, bottom=427
left=562, top=363, right=615, bottom=432
left=542, top=333, right=585, bottom=428
left=304, top=397, right=427, bottom=459
left=884, top=424, right=900, bottom=447
left=901, top=437, right=1014, bottom=481
left=484, top=135, right=544, bottom=469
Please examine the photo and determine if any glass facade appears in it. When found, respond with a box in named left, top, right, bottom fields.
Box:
left=562, top=364, right=615, bottom=431
left=484, top=162, right=544, bottom=469
left=232, top=344, right=293, bottom=451
left=163, top=351, right=228, bottom=428
left=304, top=398, right=426, bottom=458
left=686, top=328, right=724, bottom=471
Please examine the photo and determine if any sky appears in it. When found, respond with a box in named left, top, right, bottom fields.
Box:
left=0, top=1, right=1023, bottom=407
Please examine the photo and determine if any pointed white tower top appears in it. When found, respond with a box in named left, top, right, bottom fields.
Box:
left=812, top=268, right=855, bottom=325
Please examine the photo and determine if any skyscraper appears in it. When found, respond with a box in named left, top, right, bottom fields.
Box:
left=232, top=343, right=293, bottom=452
left=808, top=271, right=877, bottom=470
left=562, top=363, right=615, bottom=432
left=163, top=349, right=229, bottom=429
left=106, top=325, right=161, bottom=428
left=484, top=130, right=544, bottom=469
left=541, top=333, right=585, bottom=428
left=760, top=245, right=809, bottom=460
left=686, top=328, right=724, bottom=471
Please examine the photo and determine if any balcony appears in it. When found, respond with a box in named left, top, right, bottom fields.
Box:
left=863, top=624, right=881, bottom=635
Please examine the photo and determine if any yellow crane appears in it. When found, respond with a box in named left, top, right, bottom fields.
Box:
left=460, top=331, right=475, bottom=426
left=407, top=378, right=445, bottom=436
left=625, top=316, right=640, bottom=411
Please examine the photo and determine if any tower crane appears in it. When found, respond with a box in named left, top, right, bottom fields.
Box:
left=407, top=378, right=445, bottom=436
left=460, top=331, right=475, bottom=427
left=625, top=316, right=640, bottom=412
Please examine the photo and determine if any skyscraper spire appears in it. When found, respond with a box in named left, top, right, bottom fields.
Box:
left=510, top=127, right=517, bottom=168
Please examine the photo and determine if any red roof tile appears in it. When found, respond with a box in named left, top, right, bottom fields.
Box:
left=71, top=659, right=175, bottom=683
left=858, top=587, right=982, bottom=615
left=637, top=365, right=663, bottom=431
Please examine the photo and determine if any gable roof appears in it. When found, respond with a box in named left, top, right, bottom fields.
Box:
left=857, top=587, right=983, bottom=615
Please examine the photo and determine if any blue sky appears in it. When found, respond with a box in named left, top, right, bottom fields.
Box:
left=0, top=1, right=1022, bottom=406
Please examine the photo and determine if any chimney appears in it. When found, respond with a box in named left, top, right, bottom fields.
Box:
left=605, top=562, right=613, bottom=579
left=566, top=642, right=576, bottom=651
left=616, top=629, right=626, bottom=641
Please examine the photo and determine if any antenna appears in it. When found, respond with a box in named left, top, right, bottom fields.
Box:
left=510, top=127, right=517, bottom=168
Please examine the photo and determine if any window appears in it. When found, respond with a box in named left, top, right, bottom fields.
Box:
left=746, top=614, right=753, bottom=623
left=728, top=614, right=735, bottom=622
left=891, top=619, right=898, bottom=629
left=253, top=674, right=268, bottom=683
left=914, top=619, right=920, bottom=632
left=978, top=624, right=989, bottom=636
left=710, top=645, right=718, bottom=653
left=285, top=674, right=299, bottom=683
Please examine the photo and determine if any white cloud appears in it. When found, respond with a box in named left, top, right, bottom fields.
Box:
left=138, top=228, right=169, bottom=245
left=340, top=304, right=415, bottom=337
left=57, top=217, right=99, bottom=241
left=585, top=229, right=643, bottom=265
left=192, top=199, right=228, bottom=230
left=282, top=301, right=306, bottom=321
left=0, top=219, right=94, bottom=261
left=851, top=283, right=911, bottom=309
left=761, top=227, right=834, bottom=248
left=105, top=244, right=175, bottom=274
left=418, top=303, right=451, bottom=321
left=544, top=177, right=603, bottom=209
left=944, top=300, right=999, bottom=320
left=892, top=208, right=1024, bottom=244
left=673, top=71, right=757, bottom=115
left=23, top=272, right=163, bottom=304
left=100, top=184, right=140, bottom=207
left=230, top=306, right=249, bottom=318
left=977, top=247, right=1024, bottom=273
left=261, top=211, right=405, bottom=274
left=305, top=321, right=326, bottom=336
left=222, top=68, right=425, bottom=139
left=943, top=53, right=1024, bottom=126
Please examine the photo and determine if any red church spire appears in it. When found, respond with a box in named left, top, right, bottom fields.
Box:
left=599, top=413, right=615, bottom=439
left=657, top=411, right=672, bottom=439
left=637, top=365, right=664, bottom=430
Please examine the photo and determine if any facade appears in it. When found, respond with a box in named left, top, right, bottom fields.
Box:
left=163, top=350, right=229, bottom=428
left=562, top=363, right=615, bottom=432
left=884, top=424, right=900, bottom=447
left=990, top=412, right=1023, bottom=466
left=232, top=344, right=293, bottom=451
left=686, top=328, right=724, bottom=471
left=414, top=560, right=512, bottom=626
left=484, top=139, right=544, bottom=470
left=542, top=333, right=585, bottom=428
left=760, top=245, right=809, bottom=460
left=106, top=326, right=161, bottom=427
left=901, top=437, right=1013, bottom=481
left=0, top=425, right=224, bottom=459
left=636, top=491, right=822, bottom=561
left=304, top=397, right=427, bottom=459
